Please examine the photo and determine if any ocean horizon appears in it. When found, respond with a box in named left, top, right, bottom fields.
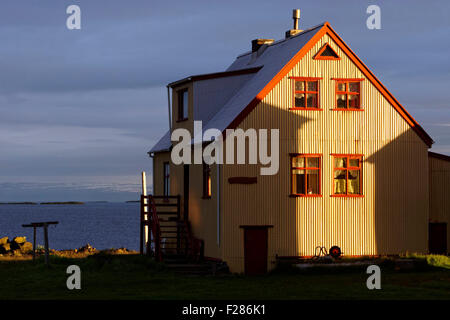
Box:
left=0, top=202, right=140, bottom=251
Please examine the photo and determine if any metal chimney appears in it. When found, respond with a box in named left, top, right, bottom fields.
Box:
left=286, top=9, right=303, bottom=38
left=293, top=9, right=300, bottom=30
left=251, top=38, right=274, bottom=53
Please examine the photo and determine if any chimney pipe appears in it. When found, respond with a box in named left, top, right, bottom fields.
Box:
left=293, top=9, right=300, bottom=30
left=285, top=9, right=303, bottom=38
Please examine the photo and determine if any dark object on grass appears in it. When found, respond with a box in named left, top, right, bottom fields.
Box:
left=22, top=221, right=59, bottom=265
left=311, top=246, right=333, bottom=263
left=329, top=246, right=342, bottom=259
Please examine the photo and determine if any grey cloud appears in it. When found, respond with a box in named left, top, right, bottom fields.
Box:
left=0, top=0, right=449, bottom=201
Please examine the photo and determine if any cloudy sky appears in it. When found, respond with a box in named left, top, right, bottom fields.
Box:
left=0, top=0, right=448, bottom=201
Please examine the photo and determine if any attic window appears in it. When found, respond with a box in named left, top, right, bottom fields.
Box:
left=291, top=77, right=321, bottom=110
left=334, top=79, right=364, bottom=110
left=314, top=43, right=340, bottom=60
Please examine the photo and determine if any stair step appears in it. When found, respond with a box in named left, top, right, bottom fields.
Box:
left=164, top=254, right=189, bottom=259
left=160, top=226, right=184, bottom=229
left=154, top=203, right=178, bottom=207
left=151, top=239, right=185, bottom=243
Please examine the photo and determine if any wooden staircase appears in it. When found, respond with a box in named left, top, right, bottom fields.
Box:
left=140, top=195, right=205, bottom=264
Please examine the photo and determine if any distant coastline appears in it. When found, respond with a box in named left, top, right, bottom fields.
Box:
left=125, top=200, right=140, bottom=203
left=0, top=202, right=38, bottom=205
left=40, top=202, right=84, bottom=205
left=0, top=201, right=125, bottom=205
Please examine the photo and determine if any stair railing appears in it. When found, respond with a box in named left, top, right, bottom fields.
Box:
left=140, top=194, right=162, bottom=261
left=141, top=194, right=203, bottom=262
left=148, top=195, right=162, bottom=261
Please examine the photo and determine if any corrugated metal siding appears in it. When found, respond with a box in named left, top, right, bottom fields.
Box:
left=222, top=34, right=429, bottom=273
left=429, top=155, right=450, bottom=251
left=188, top=163, right=222, bottom=259
left=154, top=152, right=223, bottom=259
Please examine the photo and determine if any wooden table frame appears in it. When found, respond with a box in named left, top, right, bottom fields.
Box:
left=22, top=221, right=59, bottom=265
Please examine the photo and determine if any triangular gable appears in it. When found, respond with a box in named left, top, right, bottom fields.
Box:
left=224, top=22, right=433, bottom=147
left=313, top=43, right=340, bottom=60
left=199, top=24, right=324, bottom=142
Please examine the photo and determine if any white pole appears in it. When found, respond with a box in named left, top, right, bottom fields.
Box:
left=141, top=171, right=148, bottom=251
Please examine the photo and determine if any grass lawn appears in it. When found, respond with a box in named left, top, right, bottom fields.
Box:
left=1, top=254, right=449, bottom=300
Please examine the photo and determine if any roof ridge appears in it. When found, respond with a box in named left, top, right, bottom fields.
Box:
left=168, top=66, right=262, bottom=87
left=236, top=22, right=327, bottom=59
left=429, top=151, right=450, bottom=161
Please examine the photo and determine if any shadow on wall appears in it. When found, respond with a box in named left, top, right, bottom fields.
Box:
left=366, top=127, right=429, bottom=255
left=223, top=101, right=429, bottom=266
left=221, top=99, right=313, bottom=263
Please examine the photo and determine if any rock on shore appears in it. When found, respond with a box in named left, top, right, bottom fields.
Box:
left=0, top=236, right=33, bottom=255
left=0, top=237, right=138, bottom=259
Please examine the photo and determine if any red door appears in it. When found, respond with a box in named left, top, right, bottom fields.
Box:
left=244, top=227, right=268, bottom=275
left=429, top=223, right=447, bottom=254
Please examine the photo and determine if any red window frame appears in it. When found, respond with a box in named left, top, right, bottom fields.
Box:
left=202, top=162, right=211, bottom=199
left=290, top=154, right=322, bottom=197
left=290, top=77, right=322, bottom=110
left=331, top=154, right=363, bottom=197
left=332, top=78, right=364, bottom=111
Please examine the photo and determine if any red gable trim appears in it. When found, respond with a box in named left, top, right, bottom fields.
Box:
left=225, top=23, right=433, bottom=147
left=325, top=24, right=433, bottom=147
left=226, top=25, right=328, bottom=132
